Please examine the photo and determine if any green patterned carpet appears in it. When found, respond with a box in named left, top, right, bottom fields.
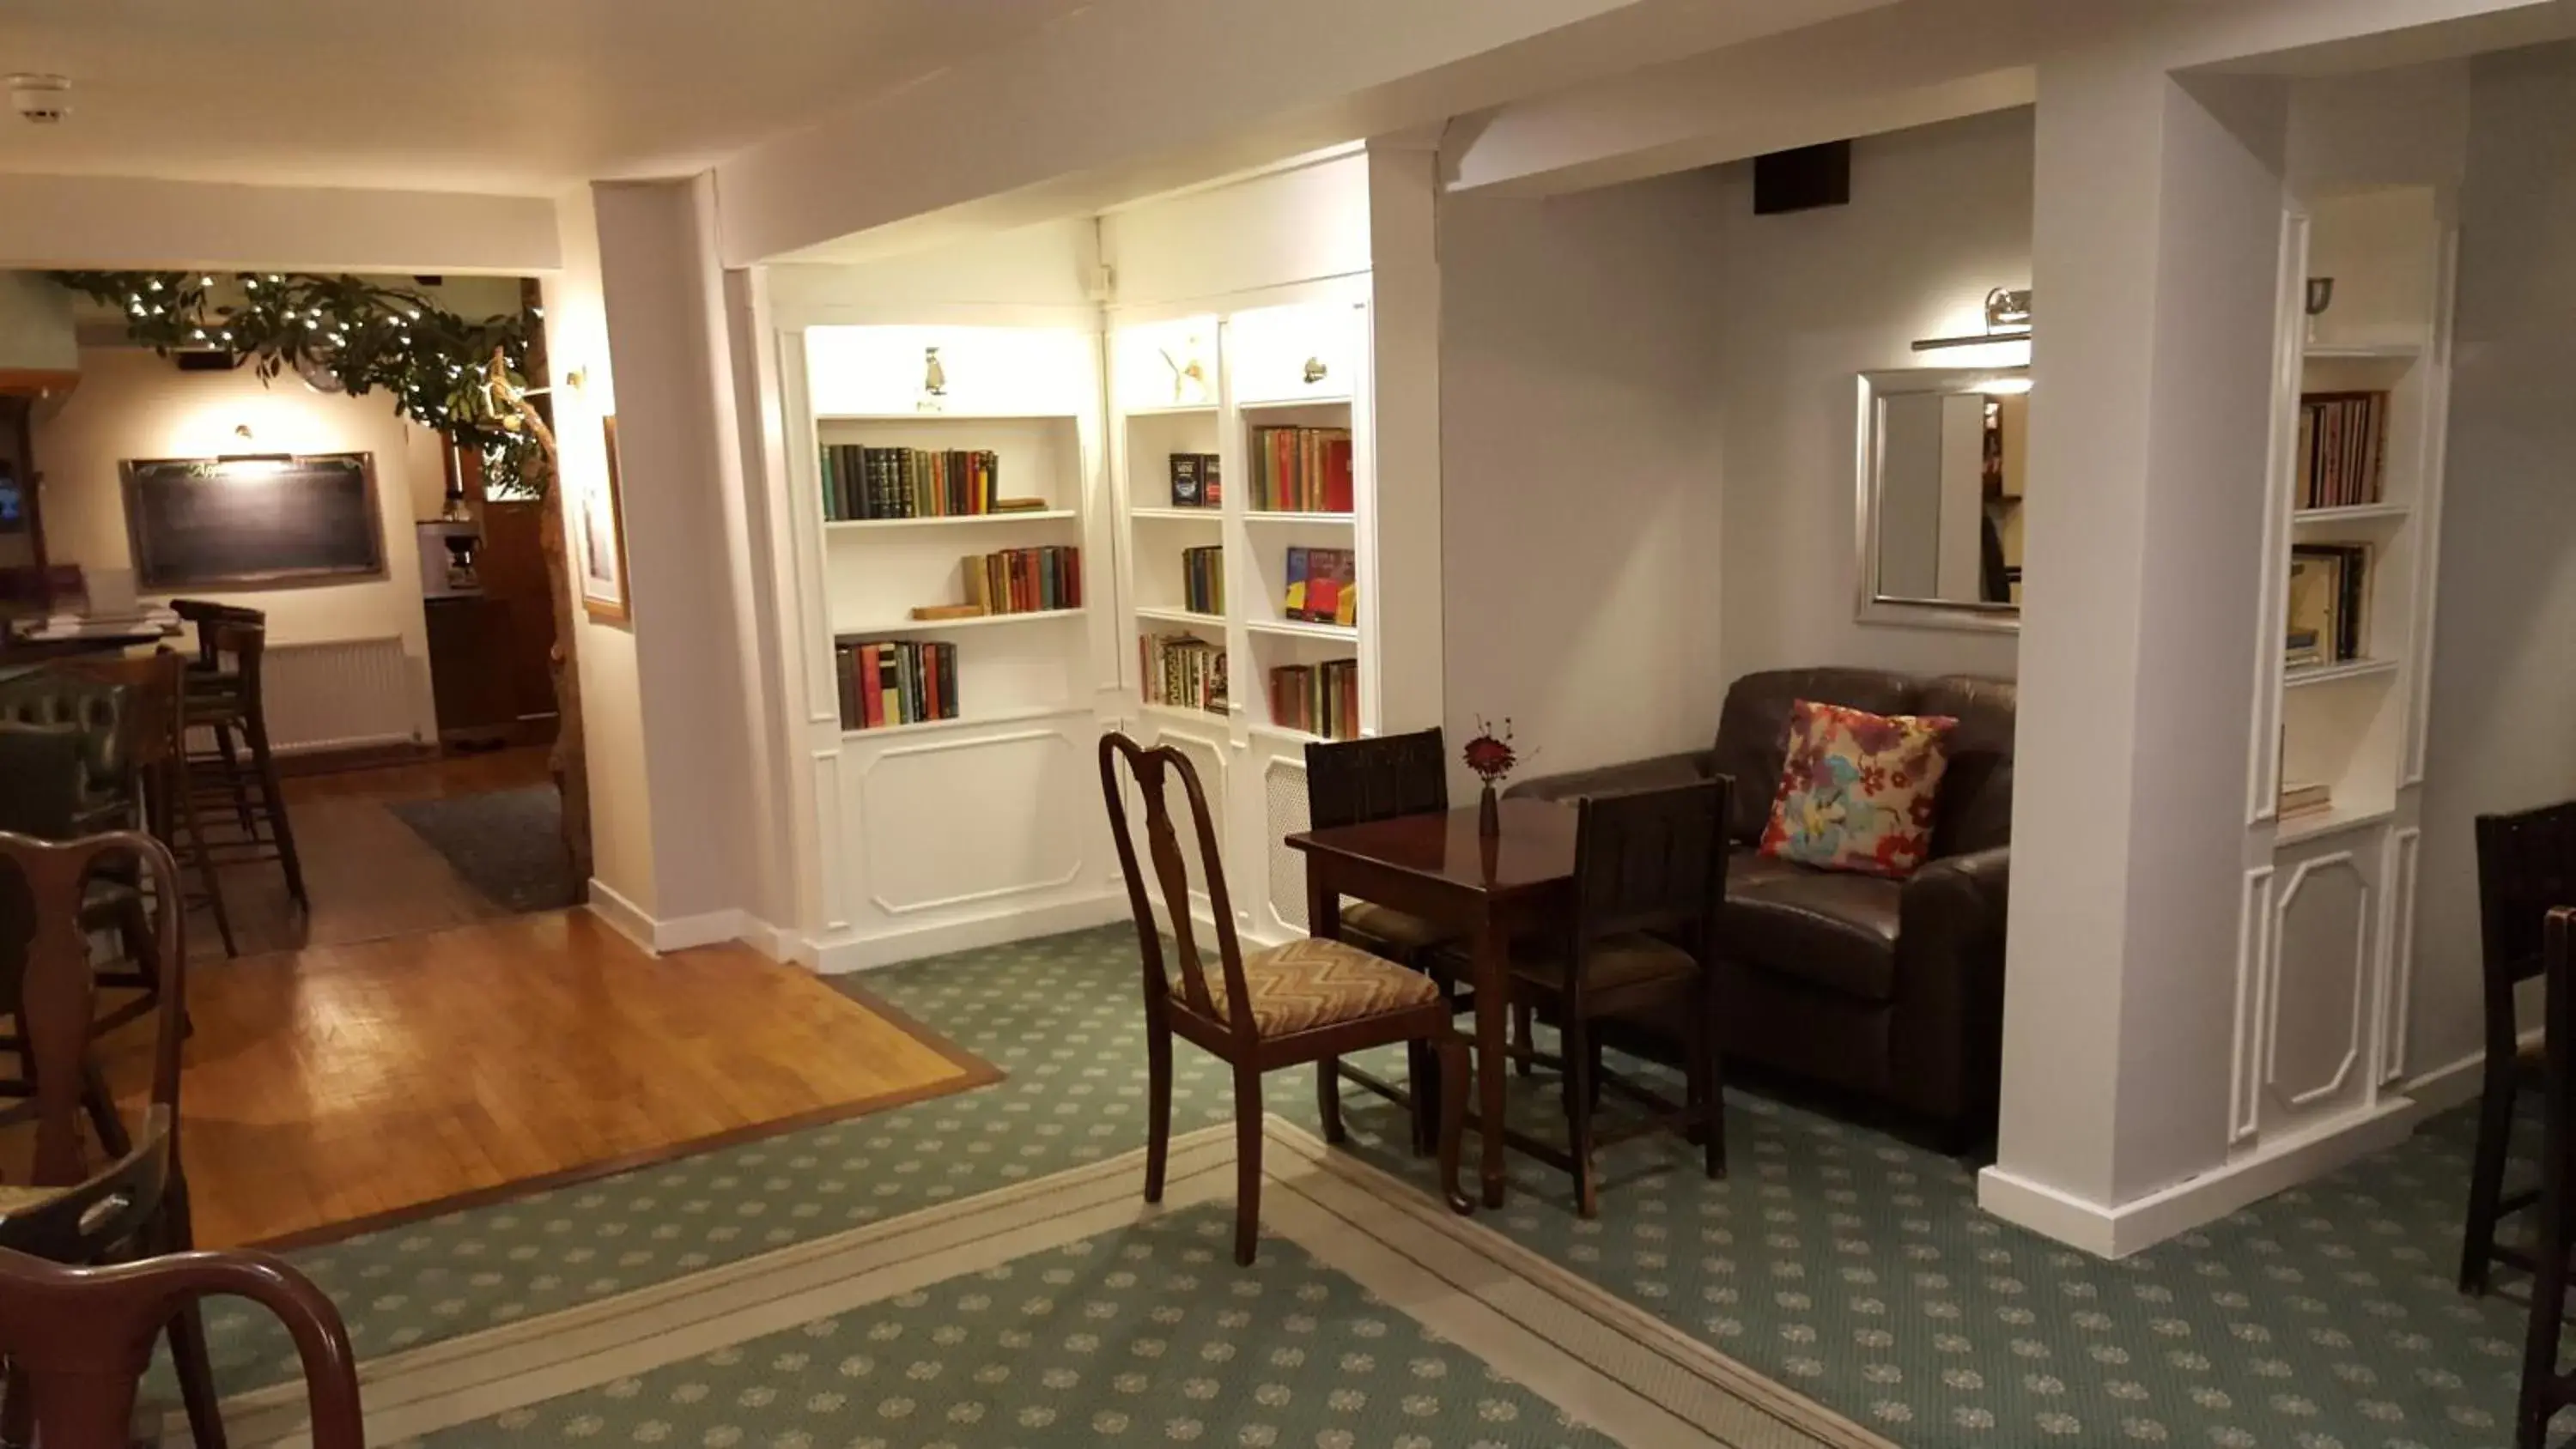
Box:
left=416, top=1203, right=1621, bottom=1449
left=193, top=925, right=2543, bottom=1447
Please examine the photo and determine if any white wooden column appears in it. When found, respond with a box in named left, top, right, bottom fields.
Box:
left=1978, top=56, right=2291, bottom=1254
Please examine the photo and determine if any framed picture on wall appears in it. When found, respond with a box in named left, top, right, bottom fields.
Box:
left=580, top=416, right=631, bottom=623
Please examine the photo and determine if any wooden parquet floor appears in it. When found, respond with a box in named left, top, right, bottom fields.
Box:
left=74, top=909, right=991, bottom=1248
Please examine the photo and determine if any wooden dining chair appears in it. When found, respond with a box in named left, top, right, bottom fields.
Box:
left=1101, top=731, right=1469, bottom=1265
left=0, top=1244, right=362, bottom=1449
left=0, top=828, right=228, bottom=1449
left=2463, top=800, right=2576, bottom=1294
left=2516, top=906, right=2576, bottom=1447
left=182, top=618, right=307, bottom=918
left=45, top=650, right=237, bottom=960
left=1504, top=779, right=1730, bottom=1218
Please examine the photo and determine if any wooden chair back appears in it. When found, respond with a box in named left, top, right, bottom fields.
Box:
left=202, top=618, right=270, bottom=718
left=0, top=1245, right=363, bottom=1449
left=0, top=829, right=186, bottom=1187
left=1098, top=733, right=1256, bottom=1040
left=2476, top=801, right=2576, bottom=1058
left=171, top=598, right=265, bottom=668
left=1304, top=728, right=1447, bottom=832
left=1566, top=779, right=1732, bottom=996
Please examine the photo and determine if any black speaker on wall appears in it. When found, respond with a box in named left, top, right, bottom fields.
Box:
left=1753, top=141, right=1851, bottom=215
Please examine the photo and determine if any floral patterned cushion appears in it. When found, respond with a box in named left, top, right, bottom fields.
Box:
left=1759, top=700, right=1957, bottom=878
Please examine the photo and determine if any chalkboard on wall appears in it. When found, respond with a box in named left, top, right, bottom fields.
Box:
left=120, top=453, right=386, bottom=589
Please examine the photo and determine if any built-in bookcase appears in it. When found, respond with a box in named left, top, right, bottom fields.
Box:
left=762, top=144, right=1440, bottom=971
left=2231, top=185, right=2453, bottom=1156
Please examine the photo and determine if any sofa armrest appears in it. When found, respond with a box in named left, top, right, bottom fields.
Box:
left=1888, top=845, right=2011, bottom=1137
left=1503, top=750, right=1712, bottom=805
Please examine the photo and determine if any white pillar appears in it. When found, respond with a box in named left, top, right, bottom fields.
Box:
left=589, top=176, right=781, bottom=948
left=1978, top=53, right=2290, bottom=1253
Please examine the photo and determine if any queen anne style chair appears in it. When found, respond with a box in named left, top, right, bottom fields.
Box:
left=1504, top=779, right=1731, bottom=1218
left=2463, top=799, right=2576, bottom=1295
left=1100, top=732, right=1468, bottom=1265
left=2516, top=906, right=2576, bottom=1447
left=0, top=829, right=228, bottom=1448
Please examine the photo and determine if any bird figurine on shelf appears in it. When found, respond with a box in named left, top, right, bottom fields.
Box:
left=919, top=345, right=948, bottom=412
left=1158, top=337, right=1209, bottom=406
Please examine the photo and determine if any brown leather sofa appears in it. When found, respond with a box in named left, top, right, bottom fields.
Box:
left=1508, top=667, right=2014, bottom=1149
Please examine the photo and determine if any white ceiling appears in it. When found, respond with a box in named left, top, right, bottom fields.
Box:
left=0, top=0, right=1095, bottom=194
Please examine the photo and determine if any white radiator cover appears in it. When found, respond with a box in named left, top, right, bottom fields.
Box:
left=258, top=636, right=418, bottom=754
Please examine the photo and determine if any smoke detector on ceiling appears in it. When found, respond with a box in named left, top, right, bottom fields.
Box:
left=9, top=75, right=70, bottom=124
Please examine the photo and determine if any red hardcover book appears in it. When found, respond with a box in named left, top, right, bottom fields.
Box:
left=1323, top=436, right=1354, bottom=513
left=858, top=643, right=884, bottom=729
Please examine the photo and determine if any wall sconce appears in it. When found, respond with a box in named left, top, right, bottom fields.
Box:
left=1914, top=287, right=2032, bottom=352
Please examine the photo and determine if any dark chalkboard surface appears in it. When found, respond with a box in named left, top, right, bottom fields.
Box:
left=120, top=453, right=386, bottom=589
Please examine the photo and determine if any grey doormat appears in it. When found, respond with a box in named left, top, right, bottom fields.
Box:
left=389, top=785, right=581, bottom=913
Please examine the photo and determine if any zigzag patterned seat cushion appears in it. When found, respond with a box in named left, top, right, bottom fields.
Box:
left=1198, top=937, right=1441, bottom=1037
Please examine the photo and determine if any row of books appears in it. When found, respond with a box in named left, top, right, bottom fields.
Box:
left=1168, top=453, right=1223, bottom=509
left=2294, top=391, right=2388, bottom=511
left=835, top=639, right=957, bottom=731
left=1179, top=546, right=1223, bottom=615
left=1282, top=547, right=1356, bottom=626
left=1269, top=661, right=1358, bottom=741
left=820, top=445, right=1048, bottom=521
left=2279, top=779, right=2333, bottom=820
left=961, top=547, right=1084, bottom=615
left=2285, top=543, right=2372, bottom=669
left=1142, top=634, right=1227, bottom=714
left=1249, top=426, right=1354, bottom=514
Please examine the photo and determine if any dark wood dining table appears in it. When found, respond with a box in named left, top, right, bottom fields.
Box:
left=1285, top=795, right=1577, bottom=1209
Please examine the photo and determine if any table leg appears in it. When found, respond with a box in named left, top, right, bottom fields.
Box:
left=1306, top=864, right=1346, bottom=1145
left=1472, top=912, right=1509, bottom=1209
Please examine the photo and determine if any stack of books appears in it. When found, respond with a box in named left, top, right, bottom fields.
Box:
left=1180, top=546, right=1223, bottom=615
left=1268, top=661, right=1358, bottom=740
left=835, top=639, right=958, bottom=731
left=2279, top=779, right=2333, bottom=821
left=1248, top=426, right=1353, bottom=513
left=820, top=445, right=1048, bottom=520
left=961, top=547, right=1083, bottom=615
left=2294, top=391, right=2389, bottom=510
left=1167, top=454, right=1222, bottom=508
left=1281, top=547, right=1355, bottom=626
left=1142, top=634, right=1226, bottom=714
left=2285, top=543, right=2371, bottom=670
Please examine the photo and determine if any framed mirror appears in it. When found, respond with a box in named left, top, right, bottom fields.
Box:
left=1855, top=366, right=2028, bottom=631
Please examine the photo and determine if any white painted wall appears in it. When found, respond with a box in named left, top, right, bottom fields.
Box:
left=1439, top=172, right=1729, bottom=781
left=1715, top=106, right=2031, bottom=683
left=29, top=344, right=440, bottom=740
left=2411, top=40, right=2576, bottom=1076
left=540, top=185, right=659, bottom=920
left=0, top=174, right=557, bottom=275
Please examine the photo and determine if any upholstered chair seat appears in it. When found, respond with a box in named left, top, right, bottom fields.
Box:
left=1200, top=937, right=1443, bottom=1039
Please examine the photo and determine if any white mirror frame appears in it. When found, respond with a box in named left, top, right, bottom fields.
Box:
left=1853, top=366, right=2028, bottom=634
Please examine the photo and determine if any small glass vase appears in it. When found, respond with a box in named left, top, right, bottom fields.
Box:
left=1478, top=779, right=1500, bottom=840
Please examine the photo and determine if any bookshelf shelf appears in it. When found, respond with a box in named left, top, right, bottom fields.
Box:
left=1125, top=403, right=1220, bottom=418
left=1244, top=511, right=1356, bottom=527
left=825, top=510, right=1078, bottom=532
left=2282, top=657, right=2400, bottom=689
left=841, top=705, right=1085, bottom=743
left=1249, top=722, right=1327, bottom=746
left=1245, top=618, right=1358, bottom=643
left=1135, top=606, right=1225, bottom=628
left=835, top=608, right=1085, bottom=637
left=2302, top=342, right=2423, bottom=362
left=1131, top=507, right=1224, bottom=523
left=1242, top=395, right=1355, bottom=411
left=1141, top=701, right=1230, bottom=730
left=2275, top=802, right=2399, bottom=846
left=2291, top=502, right=2410, bottom=528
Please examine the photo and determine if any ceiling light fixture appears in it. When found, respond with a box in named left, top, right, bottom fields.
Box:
left=8, top=74, right=70, bottom=124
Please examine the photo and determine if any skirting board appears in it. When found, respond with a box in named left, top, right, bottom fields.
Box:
left=807, top=891, right=1128, bottom=973
left=1977, top=1095, right=2419, bottom=1258
left=585, top=879, right=790, bottom=961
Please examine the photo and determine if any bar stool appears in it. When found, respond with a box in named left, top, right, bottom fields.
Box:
left=2463, top=799, right=2576, bottom=1294
left=2515, top=906, right=2576, bottom=1447
left=179, top=615, right=307, bottom=919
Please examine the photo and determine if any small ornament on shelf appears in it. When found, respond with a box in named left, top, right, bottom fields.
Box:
left=1462, top=717, right=1522, bottom=840
left=919, top=345, right=947, bottom=412
left=1158, top=336, right=1210, bottom=407
left=2304, top=277, right=2335, bottom=343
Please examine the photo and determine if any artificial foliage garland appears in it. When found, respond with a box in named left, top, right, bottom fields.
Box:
left=50, top=270, right=550, bottom=495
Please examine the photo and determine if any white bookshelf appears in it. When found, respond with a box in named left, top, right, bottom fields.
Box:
left=2233, top=185, right=2453, bottom=1155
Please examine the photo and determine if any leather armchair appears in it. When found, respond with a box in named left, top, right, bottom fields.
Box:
left=1510, top=666, right=2014, bottom=1149
left=0, top=672, right=137, bottom=839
